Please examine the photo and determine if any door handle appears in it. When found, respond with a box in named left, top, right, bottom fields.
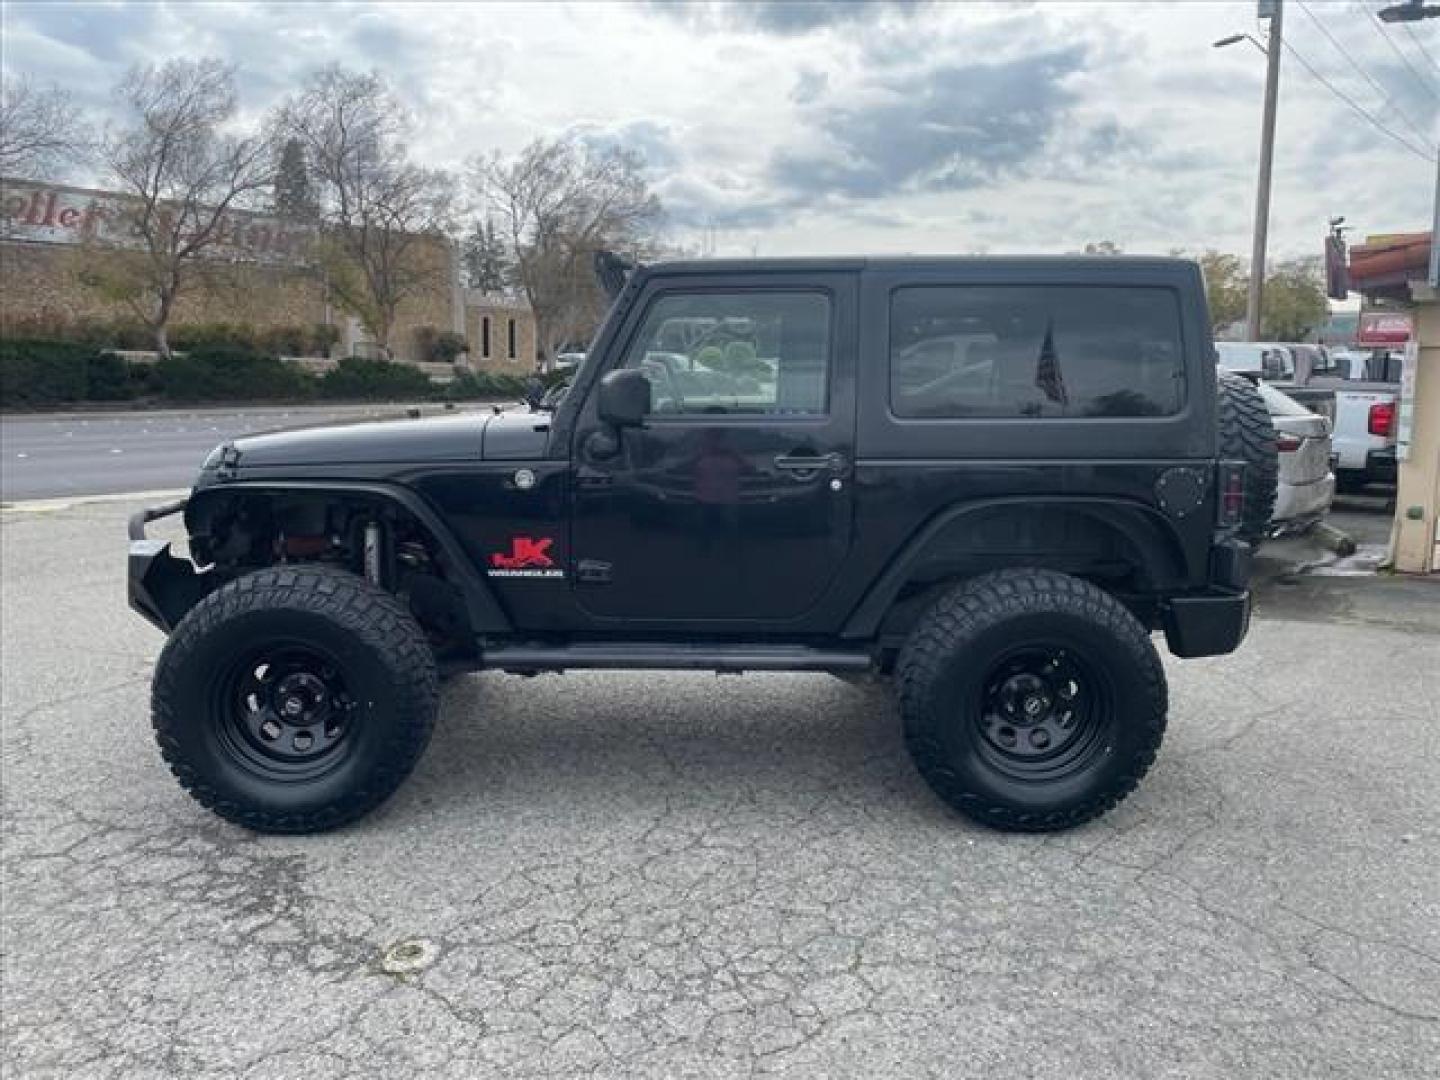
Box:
left=774, top=452, right=846, bottom=474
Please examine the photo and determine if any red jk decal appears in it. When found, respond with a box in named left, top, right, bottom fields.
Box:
left=491, top=537, right=555, bottom=569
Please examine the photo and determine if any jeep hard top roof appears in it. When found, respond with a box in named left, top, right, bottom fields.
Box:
left=638, top=254, right=1200, bottom=277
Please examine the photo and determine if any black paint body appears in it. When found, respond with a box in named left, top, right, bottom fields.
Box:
left=152, top=256, right=1249, bottom=659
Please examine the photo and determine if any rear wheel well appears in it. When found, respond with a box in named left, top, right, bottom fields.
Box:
left=871, top=504, right=1187, bottom=653
left=186, top=489, right=477, bottom=662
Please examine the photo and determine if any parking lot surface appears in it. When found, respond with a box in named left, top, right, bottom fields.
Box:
left=3, top=498, right=1438, bottom=1078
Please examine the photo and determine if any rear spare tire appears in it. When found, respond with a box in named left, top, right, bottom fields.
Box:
left=1216, top=370, right=1278, bottom=546
left=152, top=565, right=439, bottom=834
left=897, top=569, right=1167, bottom=832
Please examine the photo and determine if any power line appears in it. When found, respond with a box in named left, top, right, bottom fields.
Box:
left=1402, top=21, right=1440, bottom=77
left=1281, top=37, right=1435, bottom=161
left=1366, top=4, right=1440, bottom=101
left=1296, top=0, right=1431, bottom=144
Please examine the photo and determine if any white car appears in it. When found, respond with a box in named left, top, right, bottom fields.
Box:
left=1217, top=341, right=1394, bottom=492
left=1255, top=381, right=1335, bottom=531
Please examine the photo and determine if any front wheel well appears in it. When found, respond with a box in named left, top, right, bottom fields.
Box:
left=186, top=488, right=478, bottom=661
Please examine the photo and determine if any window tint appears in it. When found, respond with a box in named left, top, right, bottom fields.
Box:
left=622, top=292, right=829, bottom=416
left=890, top=286, right=1185, bottom=419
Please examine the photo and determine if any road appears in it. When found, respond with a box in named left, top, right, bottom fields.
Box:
left=2, top=497, right=1437, bottom=1078
left=0, top=404, right=489, bottom=502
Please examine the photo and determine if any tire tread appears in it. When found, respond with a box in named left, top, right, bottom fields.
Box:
left=1217, top=370, right=1279, bottom=546
left=152, top=565, right=439, bottom=834
left=897, top=569, right=1167, bottom=832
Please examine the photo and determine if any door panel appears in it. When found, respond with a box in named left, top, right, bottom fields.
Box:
left=570, top=276, right=856, bottom=623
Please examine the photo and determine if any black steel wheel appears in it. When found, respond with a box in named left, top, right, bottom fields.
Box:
left=218, top=644, right=357, bottom=777
left=153, top=566, right=439, bottom=834
left=976, top=646, right=1113, bottom=781
left=897, top=569, right=1167, bottom=832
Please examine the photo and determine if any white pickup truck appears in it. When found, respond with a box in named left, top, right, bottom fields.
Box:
left=1215, top=341, right=1398, bottom=493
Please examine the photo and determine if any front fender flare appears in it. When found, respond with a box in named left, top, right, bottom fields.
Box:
left=188, top=479, right=512, bottom=636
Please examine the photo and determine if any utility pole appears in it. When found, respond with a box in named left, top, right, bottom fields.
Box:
left=1246, top=0, right=1283, bottom=341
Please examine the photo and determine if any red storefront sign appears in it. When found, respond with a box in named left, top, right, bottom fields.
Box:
left=1356, top=312, right=1413, bottom=346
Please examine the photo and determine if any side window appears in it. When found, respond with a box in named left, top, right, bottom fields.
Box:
left=620, top=291, right=830, bottom=417
left=1309, top=346, right=1340, bottom=377
left=1261, top=348, right=1295, bottom=381
left=889, top=285, right=1185, bottom=418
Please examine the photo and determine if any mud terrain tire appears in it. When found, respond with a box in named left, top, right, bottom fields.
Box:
left=152, top=565, right=438, bottom=834
left=897, top=569, right=1167, bottom=832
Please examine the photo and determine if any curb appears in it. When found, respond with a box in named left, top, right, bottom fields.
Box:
left=1, top=488, right=188, bottom=513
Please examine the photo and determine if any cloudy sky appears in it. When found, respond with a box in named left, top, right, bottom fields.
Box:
left=4, top=0, right=1436, bottom=260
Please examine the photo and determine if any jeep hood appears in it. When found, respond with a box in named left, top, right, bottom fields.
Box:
left=219, top=409, right=549, bottom=469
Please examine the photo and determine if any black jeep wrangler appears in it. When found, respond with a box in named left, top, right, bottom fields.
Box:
left=130, top=256, right=1276, bottom=834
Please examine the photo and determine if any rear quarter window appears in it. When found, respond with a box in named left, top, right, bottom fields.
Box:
left=890, top=285, right=1186, bottom=419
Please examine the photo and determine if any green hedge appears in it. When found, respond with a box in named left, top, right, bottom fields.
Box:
left=0, top=340, right=137, bottom=407
left=169, top=322, right=339, bottom=357
left=0, top=338, right=541, bottom=409
left=445, top=370, right=530, bottom=399
left=2, top=315, right=340, bottom=357
left=318, top=357, right=434, bottom=400
left=413, top=326, right=470, bottom=364
left=154, top=346, right=314, bottom=402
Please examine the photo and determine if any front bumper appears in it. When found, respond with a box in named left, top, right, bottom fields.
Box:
left=129, top=499, right=211, bottom=633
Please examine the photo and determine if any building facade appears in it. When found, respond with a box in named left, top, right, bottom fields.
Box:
left=0, top=178, right=535, bottom=369
left=1349, top=230, right=1439, bottom=576
left=462, top=289, right=538, bottom=374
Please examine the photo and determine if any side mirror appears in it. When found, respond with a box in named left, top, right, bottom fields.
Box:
left=597, top=368, right=651, bottom=428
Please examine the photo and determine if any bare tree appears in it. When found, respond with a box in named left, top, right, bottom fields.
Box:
left=88, top=59, right=271, bottom=356
left=0, top=74, right=88, bottom=179
left=476, top=137, right=661, bottom=364
left=273, top=66, right=452, bottom=360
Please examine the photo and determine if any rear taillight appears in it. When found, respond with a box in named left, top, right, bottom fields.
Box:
left=1218, top=462, right=1246, bottom=528
left=1275, top=432, right=1303, bottom=453
left=1368, top=401, right=1395, bottom=437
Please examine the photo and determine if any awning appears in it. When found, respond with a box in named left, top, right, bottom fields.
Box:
left=1348, top=231, right=1433, bottom=296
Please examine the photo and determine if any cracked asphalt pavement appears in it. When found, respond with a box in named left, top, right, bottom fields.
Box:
left=3, top=499, right=1437, bottom=1078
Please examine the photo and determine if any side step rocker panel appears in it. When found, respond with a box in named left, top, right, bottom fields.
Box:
left=480, top=643, right=874, bottom=674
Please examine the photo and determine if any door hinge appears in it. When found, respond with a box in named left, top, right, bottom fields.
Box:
left=575, top=559, right=613, bottom=584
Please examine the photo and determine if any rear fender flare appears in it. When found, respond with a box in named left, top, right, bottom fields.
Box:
left=841, top=496, right=1189, bottom=639
left=187, top=480, right=512, bottom=636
